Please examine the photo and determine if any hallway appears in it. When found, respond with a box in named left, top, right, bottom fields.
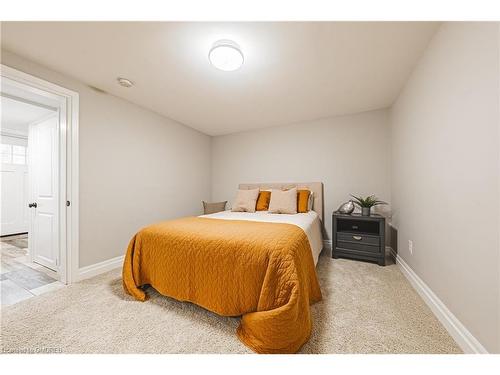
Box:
left=1, top=234, right=64, bottom=306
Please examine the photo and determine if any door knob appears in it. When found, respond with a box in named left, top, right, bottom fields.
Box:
left=28, top=202, right=37, bottom=208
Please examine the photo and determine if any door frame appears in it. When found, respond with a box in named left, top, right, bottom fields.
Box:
left=1, top=64, right=79, bottom=284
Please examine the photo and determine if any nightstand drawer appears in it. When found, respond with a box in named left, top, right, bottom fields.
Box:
left=337, top=232, right=380, bottom=246
left=337, top=241, right=381, bottom=254
left=337, top=219, right=379, bottom=235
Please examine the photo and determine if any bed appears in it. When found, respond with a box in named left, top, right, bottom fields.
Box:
left=122, top=182, right=324, bottom=353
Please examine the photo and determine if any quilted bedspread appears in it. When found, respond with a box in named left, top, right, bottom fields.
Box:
left=122, top=216, right=322, bottom=353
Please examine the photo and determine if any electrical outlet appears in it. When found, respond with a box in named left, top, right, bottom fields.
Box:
left=408, top=240, right=413, bottom=255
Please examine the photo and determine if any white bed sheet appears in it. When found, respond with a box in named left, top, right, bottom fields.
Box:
left=200, top=210, right=324, bottom=266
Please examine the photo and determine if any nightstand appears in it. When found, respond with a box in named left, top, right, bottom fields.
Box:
left=332, top=212, right=386, bottom=266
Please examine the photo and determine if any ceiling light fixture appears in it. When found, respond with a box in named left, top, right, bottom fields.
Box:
left=117, top=77, right=134, bottom=88
left=208, top=40, right=244, bottom=72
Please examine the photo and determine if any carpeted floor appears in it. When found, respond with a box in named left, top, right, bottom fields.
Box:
left=0, top=252, right=461, bottom=354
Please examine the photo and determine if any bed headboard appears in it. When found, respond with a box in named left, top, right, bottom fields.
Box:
left=238, top=182, right=324, bottom=222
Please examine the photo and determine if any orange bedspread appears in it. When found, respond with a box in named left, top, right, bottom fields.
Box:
left=122, top=216, right=322, bottom=353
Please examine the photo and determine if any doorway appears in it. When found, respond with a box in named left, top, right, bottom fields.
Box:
left=0, top=65, right=79, bottom=306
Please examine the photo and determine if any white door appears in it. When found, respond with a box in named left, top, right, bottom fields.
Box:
left=0, top=137, right=29, bottom=236
left=29, top=114, right=59, bottom=271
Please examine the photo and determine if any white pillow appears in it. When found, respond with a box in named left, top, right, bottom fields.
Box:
left=268, top=187, right=298, bottom=214
left=231, top=189, right=259, bottom=213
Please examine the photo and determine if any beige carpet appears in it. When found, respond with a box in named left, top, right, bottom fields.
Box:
left=1, top=253, right=461, bottom=354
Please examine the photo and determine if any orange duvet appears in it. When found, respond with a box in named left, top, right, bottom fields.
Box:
left=122, top=216, right=322, bottom=353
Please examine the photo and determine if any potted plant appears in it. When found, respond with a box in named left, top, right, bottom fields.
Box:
left=350, top=194, right=387, bottom=216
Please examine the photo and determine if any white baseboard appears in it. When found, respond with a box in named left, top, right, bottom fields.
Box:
left=391, top=249, right=488, bottom=354
left=77, top=255, right=124, bottom=281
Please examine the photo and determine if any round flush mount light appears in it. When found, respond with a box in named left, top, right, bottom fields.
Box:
left=117, top=77, right=134, bottom=88
left=208, top=40, right=244, bottom=71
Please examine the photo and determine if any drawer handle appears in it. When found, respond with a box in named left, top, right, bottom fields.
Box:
left=352, top=225, right=358, bottom=229
left=352, top=236, right=362, bottom=241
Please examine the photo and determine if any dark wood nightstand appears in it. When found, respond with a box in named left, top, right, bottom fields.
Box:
left=332, top=212, right=386, bottom=266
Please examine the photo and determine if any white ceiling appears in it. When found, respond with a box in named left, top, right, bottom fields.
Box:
left=1, top=22, right=439, bottom=136
left=1, top=96, right=55, bottom=134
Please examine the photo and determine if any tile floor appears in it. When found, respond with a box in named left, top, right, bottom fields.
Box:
left=1, top=234, right=65, bottom=306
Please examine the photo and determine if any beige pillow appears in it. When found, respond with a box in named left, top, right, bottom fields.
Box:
left=268, top=187, right=298, bottom=214
left=308, top=191, right=314, bottom=211
left=231, top=189, right=259, bottom=213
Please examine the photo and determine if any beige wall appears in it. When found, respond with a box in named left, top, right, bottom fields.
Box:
left=390, top=23, right=500, bottom=352
left=1, top=50, right=212, bottom=268
left=211, top=109, right=392, bottom=240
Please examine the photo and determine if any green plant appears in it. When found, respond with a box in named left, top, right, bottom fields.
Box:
left=350, top=194, right=387, bottom=208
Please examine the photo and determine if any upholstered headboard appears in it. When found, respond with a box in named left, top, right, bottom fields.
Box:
left=238, top=182, right=324, bottom=222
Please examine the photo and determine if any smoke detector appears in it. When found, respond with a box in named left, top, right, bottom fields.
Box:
left=117, top=77, right=134, bottom=88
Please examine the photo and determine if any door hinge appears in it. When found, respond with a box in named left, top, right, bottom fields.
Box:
left=66, top=200, right=70, bottom=207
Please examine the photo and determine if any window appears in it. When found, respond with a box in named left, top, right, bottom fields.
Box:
left=12, top=145, right=27, bottom=165
left=0, top=142, right=27, bottom=165
left=1, top=144, right=12, bottom=163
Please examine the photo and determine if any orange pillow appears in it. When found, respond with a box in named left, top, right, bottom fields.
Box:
left=256, top=191, right=271, bottom=211
left=297, top=190, right=311, bottom=213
